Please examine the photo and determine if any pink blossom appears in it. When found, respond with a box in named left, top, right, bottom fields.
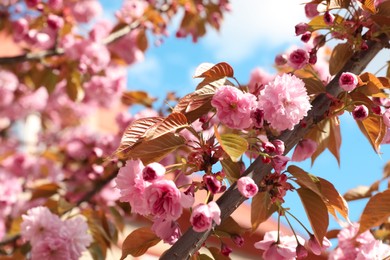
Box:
left=248, top=68, right=274, bottom=95
left=255, top=231, right=304, bottom=260
left=190, top=201, right=221, bottom=232
left=142, top=162, right=166, bottom=182
left=203, top=174, right=222, bottom=194
left=211, top=85, right=257, bottom=129
left=257, top=73, right=311, bottom=132
left=63, top=217, right=93, bottom=259
left=70, top=0, right=102, bottom=23
left=339, top=72, right=358, bottom=92
left=109, top=30, right=144, bottom=65
left=292, top=139, right=317, bottom=162
left=12, top=18, right=29, bottom=41
left=89, top=20, right=113, bottom=41
left=295, top=23, right=309, bottom=36
left=151, top=218, right=181, bottom=245
left=272, top=139, right=285, bottom=155
left=352, top=105, right=369, bottom=120
left=47, top=14, right=64, bottom=31
left=306, top=235, right=332, bottom=255
left=48, top=0, right=63, bottom=10
left=301, top=32, right=312, bottom=43
left=288, top=49, right=309, bottom=69
left=31, top=237, right=71, bottom=260
left=272, top=155, right=290, bottom=173
left=237, top=176, right=258, bottom=198
left=305, top=3, right=319, bottom=18
left=145, top=180, right=186, bottom=220
left=115, top=159, right=150, bottom=215
left=116, top=0, right=148, bottom=23
left=21, top=206, right=62, bottom=243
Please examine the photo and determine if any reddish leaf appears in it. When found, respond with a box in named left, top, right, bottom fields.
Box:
left=31, top=183, right=60, bottom=200
left=121, top=91, right=156, bottom=107
left=327, top=0, right=351, bottom=9
left=287, top=165, right=321, bottom=196
left=144, top=112, right=189, bottom=140
left=136, top=30, right=148, bottom=52
left=329, top=43, right=354, bottom=75
left=383, top=160, right=390, bottom=178
left=361, top=0, right=377, bottom=13
left=343, top=185, right=373, bottom=201
left=302, top=77, right=325, bottom=97
left=297, top=188, right=329, bottom=244
left=358, top=72, right=387, bottom=98
left=358, top=189, right=390, bottom=235
left=326, top=229, right=341, bottom=239
left=318, top=177, right=349, bottom=221
left=194, top=62, right=234, bottom=80
left=251, top=191, right=278, bottom=231
left=120, top=227, right=161, bottom=259
left=377, top=0, right=390, bottom=16
left=356, top=115, right=386, bottom=153
left=327, top=116, right=342, bottom=166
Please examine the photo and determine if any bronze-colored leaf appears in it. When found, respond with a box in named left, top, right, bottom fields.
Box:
left=215, top=216, right=247, bottom=236
left=344, top=185, right=373, bottom=201
left=318, top=177, right=349, bottom=221
left=329, top=43, right=354, bottom=75
left=387, top=62, right=390, bottom=78
left=383, top=160, right=390, bottom=178
left=194, top=62, right=234, bottom=80
left=120, top=227, right=161, bottom=259
left=327, top=116, right=342, bottom=166
left=358, top=72, right=387, bottom=98
left=356, top=115, right=387, bottom=153
left=66, top=70, right=84, bottom=102
left=361, top=0, right=377, bottom=13
left=358, top=189, right=390, bottom=235
left=377, top=0, right=390, bottom=16
left=31, top=183, right=60, bottom=200
left=121, top=91, right=156, bottom=107
left=302, top=77, right=325, bottom=97
left=251, top=191, right=278, bottom=231
left=144, top=112, right=189, bottom=141
left=297, top=188, right=329, bottom=244
left=287, top=165, right=321, bottom=195
left=327, top=0, right=351, bottom=9
left=220, top=157, right=241, bottom=184
left=136, top=30, right=148, bottom=52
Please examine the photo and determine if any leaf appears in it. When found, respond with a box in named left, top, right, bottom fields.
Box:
left=214, top=127, right=248, bottom=162
left=136, top=30, right=148, bottom=52
left=383, top=160, right=390, bottom=178
left=173, top=84, right=217, bottom=123
left=31, top=183, right=60, bottom=200
left=356, top=115, right=386, bottom=153
left=344, top=185, right=373, bottom=201
left=121, top=91, right=156, bottom=107
left=377, top=0, right=390, bottom=16
left=297, top=188, right=329, bottom=244
left=215, top=216, right=247, bottom=236
left=358, top=72, right=387, bottom=98
left=120, top=227, right=161, bottom=259
left=144, top=112, right=189, bottom=141
left=207, top=247, right=230, bottom=260
left=251, top=191, right=278, bottom=231
left=318, top=177, right=349, bottom=221
left=66, top=69, right=84, bottom=101
left=220, top=157, right=241, bottom=184
left=194, top=62, right=234, bottom=80
left=327, top=0, right=351, bottom=9
left=287, top=165, right=321, bottom=196
left=361, top=0, right=377, bottom=13
left=302, top=77, right=325, bottom=97
left=327, top=116, right=342, bottom=166
left=358, top=189, right=390, bottom=235
left=329, top=43, right=354, bottom=75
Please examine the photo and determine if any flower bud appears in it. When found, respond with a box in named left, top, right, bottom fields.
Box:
left=305, top=3, right=319, bottom=18
left=275, top=54, right=288, bottom=66
left=352, top=105, right=369, bottom=120
left=301, top=32, right=311, bottom=43
left=339, top=72, right=358, bottom=92
left=262, top=141, right=276, bottom=154
left=296, top=244, right=309, bottom=259
left=288, top=49, right=309, bottom=69
left=272, top=139, right=285, bottom=155
left=221, top=243, right=233, bottom=256
left=237, top=176, right=258, bottom=198
left=324, top=11, right=335, bottom=25
left=231, top=234, right=244, bottom=247
left=295, top=22, right=309, bottom=36
left=203, top=175, right=222, bottom=194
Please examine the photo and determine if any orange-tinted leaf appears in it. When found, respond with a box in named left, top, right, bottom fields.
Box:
left=120, top=227, right=161, bottom=259
left=377, top=0, right=390, bottom=16
left=302, top=77, right=325, bottom=97
left=327, top=116, right=342, bottom=166
left=343, top=185, right=373, bottom=201
left=114, top=117, right=163, bottom=159
left=329, top=43, right=354, bottom=75
left=356, top=115, right=387, bottom=153
left=383, top=160, right=390, bottom=178
left=297, top=188, right=329, bottom=244
left=251, top=191, right=278, bottom=231
left=194, top=62, right=234, bottom=80
left=215, top=127, right=248, bottom=162
left=387, top=62, right=390, bottom=78
left=199, top=254, right=213, bottom=260
left=215, top=216, right=247, bottom=236
left=358, top=189, right=390, bottom=235
left=358, top=72, right=386, bottom=98
left=361, top=0, right=377, bottom=13
left=66, top=70, right=84, bottom=101
left=287, top=165, right=321, bottom=196
left=144, top=112, right=188, bottom=140
left=121, top=91, right=156, bottom=107
left=136, top=30, right=148, bottom=52
left=326, top=229, right=340, bottom=239
left=318, top=177, right=349, bottom=221
left=31, top=183, right=60, bottom=200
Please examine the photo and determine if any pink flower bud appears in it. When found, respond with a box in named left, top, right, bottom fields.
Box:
left=48, top=0, right=63, bottom=10
left=221, top=243, right=233, bottom=256
left=309, top=50, right=317, bottom=65
left=47, top=14, right=64, bottom=30
left=296, top=244, right=309, bottom=259
left=292, top=139, right=317, bottom=162
left=26, top=0, right=40, bottom=8
left=271, top=155, right=290, bottom=173
left=275, top=54, right=288, bottom=66
left=301, top=32, right=311, bottom=43
left=203, top=175, right=222, bottom=194
left=251, top=108, right=264, bottom=128
left=306, top=235, right=332, bottom=255
left=304, top=3, right=319, bottom=18
left=352, top=105, right=369, bottom=120
left=231, top=234, right=244, bottom=247
left=190, top=201, right=221, bottom=232
left=295, top=22, right=309, bottom=36
left=142, top=162, right=165, bottom=182
left=237, top=176, right=258, bottom=198
left=339, top=72, right=358, bottom=91
left=272, top=139, right=285, bottom=155
left=13, top=18, right=29, bottom=41
left=262, top=156, right=271, bottom=164
left=324, top=11, right=335, bottom=25
left=372, top=105, right=381, bottom=115
left=262, top=141, right=276, bottom=154
left=288, top=49, right=309, bottom=69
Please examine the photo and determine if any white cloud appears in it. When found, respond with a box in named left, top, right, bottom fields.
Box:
left=203, top=0, right=306, bottom=62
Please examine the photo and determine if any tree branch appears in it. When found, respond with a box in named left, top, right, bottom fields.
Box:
left=160, top=33, right=390, bottom=260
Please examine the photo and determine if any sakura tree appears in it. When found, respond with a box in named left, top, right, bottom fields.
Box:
left=0, top=0, right=390, bottom=259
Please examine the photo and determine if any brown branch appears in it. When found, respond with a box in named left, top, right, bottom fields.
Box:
left=160, top=33, right=390, bottom=260
left=0, top=20, right=142, bottom=65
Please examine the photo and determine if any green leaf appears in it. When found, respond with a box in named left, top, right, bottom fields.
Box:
left=358, top=189, right=390, bottom=235
left=329, top=43, right=354, bottom=75
left=356, top=115, right=387, bottom=153
left=297, top=188, right=329, bottom=244
left=251, top=191, right=278, bottom=231
left=215, top=128, right=248, bottom=162
left=220, top=157, right=241, bottom=184
left=120, top=227, right=161, bottom=259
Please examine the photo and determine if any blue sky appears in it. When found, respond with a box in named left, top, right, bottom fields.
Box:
left=102, top=0, right=390, bottom=237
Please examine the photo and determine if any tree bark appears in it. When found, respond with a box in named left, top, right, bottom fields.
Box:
left=160, top=34, right=390, bottom=260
